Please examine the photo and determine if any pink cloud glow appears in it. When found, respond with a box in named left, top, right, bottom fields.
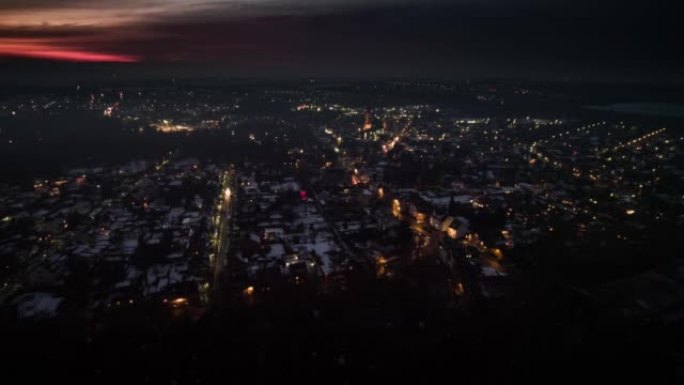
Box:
left=0, top=40, right=138, bottom=62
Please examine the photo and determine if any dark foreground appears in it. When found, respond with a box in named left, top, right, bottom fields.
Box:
left=3, top=277, right=682, bottom=384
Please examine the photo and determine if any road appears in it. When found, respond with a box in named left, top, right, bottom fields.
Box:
left=212, top=168, right=235, bottom=290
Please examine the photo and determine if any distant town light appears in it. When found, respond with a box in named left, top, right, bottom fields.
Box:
left=170, top=297, right=188, bottom=308
left=490, top=248, right=504, bottom=260
left=392, top=199, right=401, bottom=218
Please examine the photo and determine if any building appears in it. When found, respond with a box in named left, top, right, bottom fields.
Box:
left=362, top=106, right=372, bottom=131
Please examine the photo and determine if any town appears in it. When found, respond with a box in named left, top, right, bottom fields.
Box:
left=1, top=81, right=683, bottom=381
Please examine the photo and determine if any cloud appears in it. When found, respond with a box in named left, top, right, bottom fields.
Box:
left=0, top=37, right=137, bottom=62
left=0, top=26, right=97, bottom=39
left=0, top=0, right=680, bottom=74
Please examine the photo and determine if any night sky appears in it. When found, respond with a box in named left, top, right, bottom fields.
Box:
left=0, top=0, right=681, bottom=83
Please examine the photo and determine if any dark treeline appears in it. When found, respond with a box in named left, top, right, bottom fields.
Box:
left=1, top=267, right=680, bottom=383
